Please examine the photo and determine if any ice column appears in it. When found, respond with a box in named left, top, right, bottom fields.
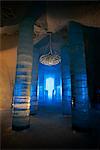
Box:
left=61, top=45, right=71, bottom=115
left=68, top=22, right=90, bottom=130
left=12, top=17, right=33, bottom=130
left=30, top=49, right=39, bottom=115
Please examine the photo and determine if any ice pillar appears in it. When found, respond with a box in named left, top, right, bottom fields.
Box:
left=12, top=17, right=34, bottom=130
left=30, top=49, right=39, bottom=115
left=61, top=45, right=71, bottom=115
left=68, top=22, right=90, bottom=130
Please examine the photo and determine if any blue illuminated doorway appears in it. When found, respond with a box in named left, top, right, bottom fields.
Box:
left=46, top=77, right=54, bottom=100
left=37, top=63, right=62, bottom=112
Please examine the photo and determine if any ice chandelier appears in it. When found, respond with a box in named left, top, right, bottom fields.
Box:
left=39, top=32, right=61, bottom=66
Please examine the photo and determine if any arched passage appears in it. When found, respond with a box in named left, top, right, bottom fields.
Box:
left=37, top=63, right=62, bottom=113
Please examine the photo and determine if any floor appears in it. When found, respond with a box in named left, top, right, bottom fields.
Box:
left=1, top=109, right=100, bottom=149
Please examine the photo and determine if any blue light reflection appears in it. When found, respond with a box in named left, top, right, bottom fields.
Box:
left=38, top=63, right=62, bottom=106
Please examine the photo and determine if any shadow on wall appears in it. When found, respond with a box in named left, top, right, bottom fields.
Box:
left=0, top=33, right=19, bottom=51
left=0, top=48, right=17, bottom=109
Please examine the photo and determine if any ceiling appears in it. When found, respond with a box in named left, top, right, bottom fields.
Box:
left=0, top=1, right=100, bottom=50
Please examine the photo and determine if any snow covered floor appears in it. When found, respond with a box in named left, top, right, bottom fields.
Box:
left=1, top=109, right=100, bottom=149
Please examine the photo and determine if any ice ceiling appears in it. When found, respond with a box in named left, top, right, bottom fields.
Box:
left=0, top=1, right=100, bottom=50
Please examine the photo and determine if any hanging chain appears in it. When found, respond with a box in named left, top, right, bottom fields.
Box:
left=47, top=32, right=53, bottom=55
left=50, top=32, right=52, bottom=54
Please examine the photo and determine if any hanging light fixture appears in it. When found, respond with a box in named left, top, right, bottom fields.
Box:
left=39, top=32, right=61, bottom=66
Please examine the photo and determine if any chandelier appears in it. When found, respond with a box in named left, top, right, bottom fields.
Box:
left=39, top=32, right=61, bottom=66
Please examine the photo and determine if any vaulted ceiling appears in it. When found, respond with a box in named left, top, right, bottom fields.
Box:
left=0, top=1, right=100, bottom=50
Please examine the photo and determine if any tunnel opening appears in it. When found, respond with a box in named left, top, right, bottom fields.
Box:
left=37, top=63, right=62, bottom=113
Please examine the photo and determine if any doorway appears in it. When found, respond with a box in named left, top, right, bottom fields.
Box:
left=37, top=63, right=62, bottom=113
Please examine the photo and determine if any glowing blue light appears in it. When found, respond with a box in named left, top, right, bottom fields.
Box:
left=38, top=63, right=62, bottom=106
left=46, top=77, right=54, bottom=99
